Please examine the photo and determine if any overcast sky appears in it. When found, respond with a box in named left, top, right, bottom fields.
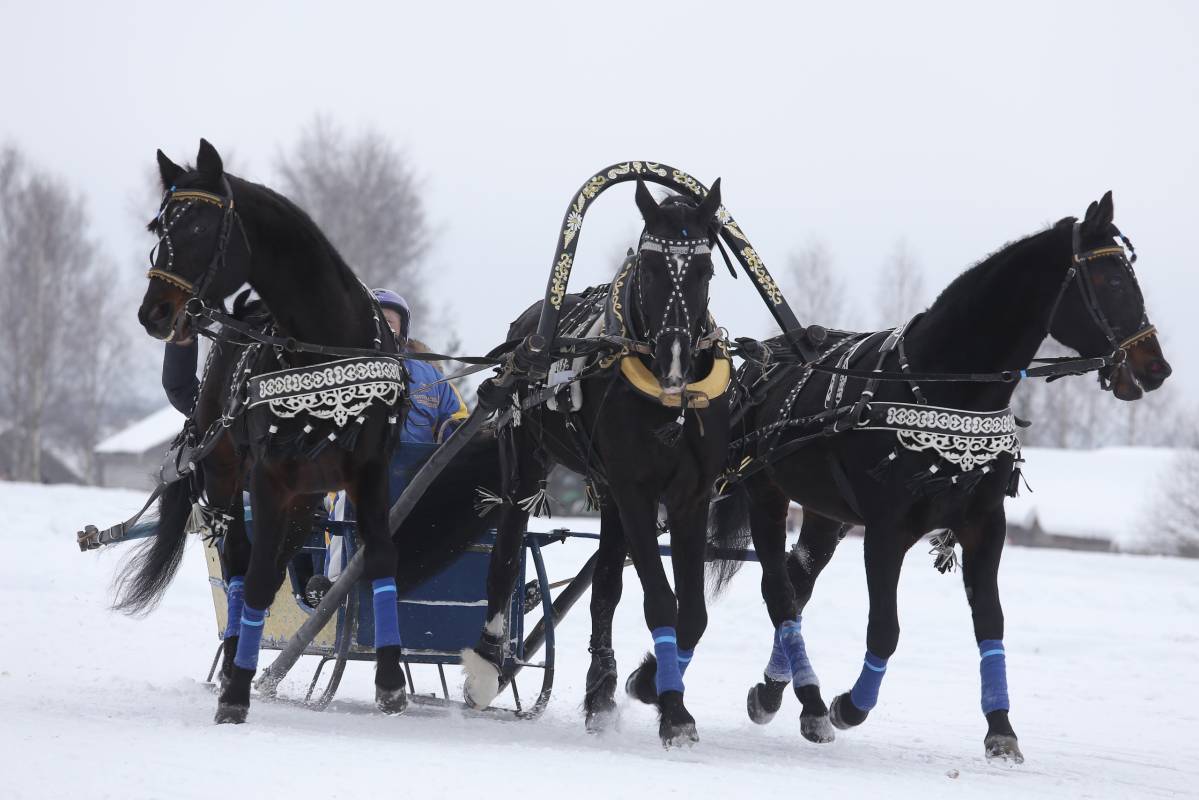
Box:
left=2, top=1, right=1196, bottom=395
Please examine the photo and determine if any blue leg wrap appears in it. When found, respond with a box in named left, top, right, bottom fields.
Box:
left=652, top=626, right=684, bottom=694
left=849, top=651, right=888, bottom=711
left=233, top=605, right=267, bottom=671
left=371, top=578, right=403, bottom=649
left=678, top=647, right=694, bottom=678
left=979, top=639, right=1010, bottom=713
left=780, top=617, right=819, bottom=688
left=223, top=577, right=244, bottom=640
left=764, top=626, right=791, bottom=682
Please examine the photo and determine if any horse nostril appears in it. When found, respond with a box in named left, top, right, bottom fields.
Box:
left=1152, top=360, right=1172, bottom=377
left=147, top=302, right=173, bottom=326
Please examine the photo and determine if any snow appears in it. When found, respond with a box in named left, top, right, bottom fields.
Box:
left=94, top=405, right=185, bottom=455
left=1008, top=447, right=1179, bottom=550
left=3, top=480, right=1198, bottom=799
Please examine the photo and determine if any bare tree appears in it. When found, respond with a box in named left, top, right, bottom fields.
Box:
left=276, top=117, right=430, bottom=314
left=786, top=238, right=851, bottom=329
left=873, top=238, right=926, bottom=328
left=1144, top=447, right=1199, bottom=558
left=0, top=145, right=128, bottom=482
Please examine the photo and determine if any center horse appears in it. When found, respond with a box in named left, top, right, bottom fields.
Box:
left=709, top=191, right=1171, bottom=763
left=457, top=180, right=731, bottom=746
left=123, top=140, right=414, bottom=723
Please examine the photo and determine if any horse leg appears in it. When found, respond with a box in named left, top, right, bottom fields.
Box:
left=749, top=499, right=846, bottom=742
left=744, top=480, right=796, bottom=726
left=617, top=488, right=696, bottom=747
left=351, top=462, right=407, bottom=714
left=463, top=488, right=534, bottom=709
left=665, top=499, right=710, bottom=742
left=958, top=508, right=1023, bottom=764
left=217, top=501, right=250, bottom=687
left=216, top=469, right=291, bottom=724
left=584, top=498, right=627, bottom=733
left=829, top=522, right=905, bottom=730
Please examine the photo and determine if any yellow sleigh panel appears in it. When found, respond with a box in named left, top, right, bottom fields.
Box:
left=202, top=535, right=340, bottom=651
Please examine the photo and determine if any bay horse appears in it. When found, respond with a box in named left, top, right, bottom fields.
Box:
left=121, top=140, right=413, bottom=723
left=709, top=192, right=1171, bottom=762
left=460, top=180, right=730, bottom=746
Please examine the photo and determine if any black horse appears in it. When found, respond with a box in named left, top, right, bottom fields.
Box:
left=456, top=180, right=730, bottom=746
left=709, top=192, right=1171, bottom=762
left=122, top=140, right=413, bottom=723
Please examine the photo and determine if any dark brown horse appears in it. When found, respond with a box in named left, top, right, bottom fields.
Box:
left=121, top=140, right=410, bottom=723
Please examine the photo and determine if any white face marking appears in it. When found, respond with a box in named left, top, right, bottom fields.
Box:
left=485, top=613, right=505, bottom=636
left=665, top=339, right=684, bottom=391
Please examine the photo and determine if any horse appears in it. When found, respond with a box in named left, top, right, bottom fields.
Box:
left=708, top=191, right=1171, bottom=763
left=447, top=179, right=730, bottom=746
left=122, top=139, right=414, bottom=724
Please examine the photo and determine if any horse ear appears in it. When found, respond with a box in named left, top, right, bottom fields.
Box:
left=156, top=150, right=184, bottom=189
left=635, top=178, right=659, bottom=223
left=696, top=177, right=722, bottom=223
left=1082, top=199, right=1100, bottom=227
left=1096, top=190, right=1114, bottom=226
left=196, top=138, right=224, bottom=179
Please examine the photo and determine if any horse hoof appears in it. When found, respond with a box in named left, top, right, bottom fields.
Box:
left=461, top=647, right=501, bottom=709
left=747, top=683, right=779, bottom=725
left=984, top=734, right=1024, bottom=765
left=829, top=692, right=868, bottom=730
left=800, top=712, right=836, bottom=743
left=585, top=705, right=618, bottom=735
left=376, top=686, right=408, bottom=715
left=660, top=719, right=699, bottom=749
left=624, top=654, right=659, bottom=706
left=214, top=703, right=248, bottom=724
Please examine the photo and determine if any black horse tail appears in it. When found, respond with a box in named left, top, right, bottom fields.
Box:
left=705, top=481, right=753, bottom=598
left=393, top=431, right=503, bottom=594
left=113, top=478, right=194, bottom=615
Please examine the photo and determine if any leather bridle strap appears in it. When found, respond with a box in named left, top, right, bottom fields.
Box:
left=146, top=177, right=248, bottom=301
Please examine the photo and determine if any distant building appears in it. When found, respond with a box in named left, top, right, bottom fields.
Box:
left=0, top=428, right=83, bottom=484
left=94, top=406, right=186, bottom=490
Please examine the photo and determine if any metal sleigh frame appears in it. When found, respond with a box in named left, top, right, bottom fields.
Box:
left=201, top=523, right=757, bottom=717
left=202, top=524, right=596, bottom=719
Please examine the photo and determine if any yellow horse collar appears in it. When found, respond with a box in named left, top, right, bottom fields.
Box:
left=618, top=351, right=732, bottom=408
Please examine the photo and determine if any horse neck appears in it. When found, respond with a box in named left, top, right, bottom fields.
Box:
left=233, top=179, right=376, bottom=354
left=905, top=223, right=1073, bottom=408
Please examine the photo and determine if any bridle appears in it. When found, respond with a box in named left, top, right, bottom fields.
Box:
left=146, top=176, right=249, bottom=302
left=1045, top=221, right=1157, bottom=389
left=631, top=232, right=719, bottom=356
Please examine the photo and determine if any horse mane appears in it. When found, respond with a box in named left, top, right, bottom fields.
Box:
left=226, top=174, right=362, bottom=294
left=919, top=217, right=1074, bottom=327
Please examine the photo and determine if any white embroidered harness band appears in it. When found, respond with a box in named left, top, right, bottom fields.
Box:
left=247, top=356, right=404, bottom=428
left=858, top=401, right=1020, bottom=472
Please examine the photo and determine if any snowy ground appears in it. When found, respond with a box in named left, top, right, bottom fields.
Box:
left=2, top=481, right=1197, bottom=799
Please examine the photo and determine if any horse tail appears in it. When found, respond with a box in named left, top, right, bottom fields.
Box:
left=705, top=481, right=753, bottom=598
left=393, top=431, right=503, bottom=594
left=113, top=478, right=194, bottom=615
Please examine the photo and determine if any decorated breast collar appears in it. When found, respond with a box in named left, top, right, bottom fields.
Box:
left=860, top=402, right=1019, bottom=472
left=247, top=356, right=404, bottom=427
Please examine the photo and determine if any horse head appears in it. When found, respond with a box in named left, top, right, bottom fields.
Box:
left=138, top=139, right=251, bottom=342
left=631, top=177, right=723, bottom=395
left=1049, top=191, right=1171, bottom=401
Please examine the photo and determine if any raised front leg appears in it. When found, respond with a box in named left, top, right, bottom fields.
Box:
left=750, top=506, right=847, bottom=742
left=959, top=508, right=1023, bottom=764
left=463, top=499, right=531, bottom=709
left=584, top=499, right=627, bottom=733
left=830, top=522, right=906, bottom=731
left=615, top=487, right=698, bottom=747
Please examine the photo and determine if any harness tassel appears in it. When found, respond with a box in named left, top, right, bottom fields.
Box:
left=518, top=480, right=553, bottom=518
left=868, top=450, right=898, bottom=482
left=929, top=530, right=959, bottom=574
left=474, top=487, right=506, bottom=518
left=336, top=415, right=367, bottom=452
left=654, top=411, right=686, bottom=448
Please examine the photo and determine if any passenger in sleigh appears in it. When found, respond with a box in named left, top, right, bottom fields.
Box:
left=305, top=288, right=468, bottom=606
